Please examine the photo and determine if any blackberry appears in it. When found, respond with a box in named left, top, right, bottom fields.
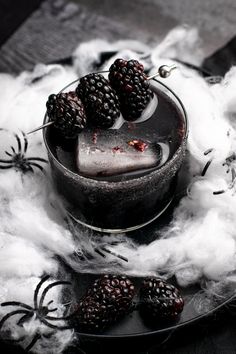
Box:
left=87, top=274, right=135, bottom=315
left=75, top=275, right=135, bottom=332
left=108, top=58, right=153, bottom=121
left=46, top=91, right=87, bottom=139
left=75, top=295, right=111, bottom=332
left=140, top=278, right=184, bottom=320
left=76, top=73, right=120, bottom=129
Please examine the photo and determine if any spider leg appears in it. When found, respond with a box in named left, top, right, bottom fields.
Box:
left=18, top=160, right=34, bottom=173
left=11, top=146, right=16, bottom=154
left=14, top=134, right=22, bottom=154
left=1, top=301, right=33, bottom=311
left=27, top=165, right=34, bottom=173
left=0, top=159, right=13, bottom=163
left=0, top=310, right=29, bottom=330
left=22, top=131, right=28, bottom=154
left=47, top=308, right=58, bottom=313
left=34, top=275, right=50, bottom=310
left=27, top=157, right=48, bottom=163
left=28, top=162, right=45, bottom=172
left=45, top=300, right=58, bottom=313
left=25, top=333, right=41, bottom=352
left=5, top=151, right=12, bottom=157
left=0, top=164, right=14, bottom=169
left=17, top=312, right=34, bottom=326
left=39, top=317, right=72, bottom=330
left=39, top=281, right=71, bottom=309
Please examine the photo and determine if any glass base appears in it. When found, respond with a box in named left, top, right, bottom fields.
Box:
left=67, top=196, right=174, bottom=234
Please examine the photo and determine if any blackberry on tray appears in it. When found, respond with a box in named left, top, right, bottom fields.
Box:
left=75, top=295, right=112, bottom=332
left=75, top=275, right=135, bottom=332
left=46, top=91, right=87, bottom=139
left=140, top=278, right=184, bottom=320
left=108, top=58, right=153, bottom=121
left=76, top=73, right=120, bottom=129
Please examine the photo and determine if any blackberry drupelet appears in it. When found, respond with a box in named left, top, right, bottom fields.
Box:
left=46, top=91, right=87, bottom=139
left=76, top=275, right=135, bottom=332
left=76, top=73, right=120, bottom=129
left=140, top=278, right=184, bottom=320
left=108, top=58, right=153, bottom=121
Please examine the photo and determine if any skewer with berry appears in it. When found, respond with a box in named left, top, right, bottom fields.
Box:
left=28, top=62, right=176, bottom=137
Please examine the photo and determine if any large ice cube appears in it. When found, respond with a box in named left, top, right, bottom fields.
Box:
left=76, top=130, right=163, bottom=177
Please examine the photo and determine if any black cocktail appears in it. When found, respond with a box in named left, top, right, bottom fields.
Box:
left=44, top=75, right=188, bottom=232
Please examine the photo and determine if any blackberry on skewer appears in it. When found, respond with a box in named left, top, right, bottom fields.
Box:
left=45, top=91, right=87, bottom=139
left=28, top=64, right=176, bottom=135
left=76, top=73, right=120, bottom=129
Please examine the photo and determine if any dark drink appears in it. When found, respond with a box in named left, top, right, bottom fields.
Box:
left=44, top=77, right=188, bottom=232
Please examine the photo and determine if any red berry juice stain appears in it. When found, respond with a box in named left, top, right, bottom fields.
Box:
left=177, top=121, right=185, bottom=139
left=127, top=139, right=148, bottom=152
left=112, top=146, right=124, bottom=153
left=92, top=130, right=99, bottom=144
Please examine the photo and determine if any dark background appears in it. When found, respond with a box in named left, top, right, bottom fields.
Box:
left=1, top=0, right=236, bottom=73
left=1, top=0, right=236, bottom=353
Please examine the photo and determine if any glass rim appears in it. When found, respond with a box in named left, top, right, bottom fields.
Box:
left=43, top=73, right=188, bottom=185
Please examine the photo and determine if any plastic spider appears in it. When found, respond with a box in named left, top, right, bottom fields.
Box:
left=0, top=275, right=75, bottom=351
left=0, top=130, right=47, bottom=173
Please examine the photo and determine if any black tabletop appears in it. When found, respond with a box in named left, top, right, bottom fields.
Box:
left=1, top=1, right=236, bottom=353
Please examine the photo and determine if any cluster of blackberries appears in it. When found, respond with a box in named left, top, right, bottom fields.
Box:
left=46, top=59, right=154, bottom=139
left=74, top=274, right=184, bottom=333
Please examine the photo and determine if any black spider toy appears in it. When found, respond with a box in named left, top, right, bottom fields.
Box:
left=0, top=130, right=47, bottom=173
left=0, top=275, right=75, bottom=351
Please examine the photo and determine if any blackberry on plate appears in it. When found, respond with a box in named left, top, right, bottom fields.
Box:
left=46, top=91, right=87, bottom=139
left=108, top=58, right=154, bottom=121
left=140, top=278, right=184, bottom=320
left=76, top=73, right=120, bottom=129
left=75, top=295, right=112, bottom=332
left=75, top=275, right=135, bottom=332
left=87, top=274, right=135, bottom=314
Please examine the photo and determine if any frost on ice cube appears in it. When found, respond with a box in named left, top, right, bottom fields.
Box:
left=76, top=130, right=164, bottom=177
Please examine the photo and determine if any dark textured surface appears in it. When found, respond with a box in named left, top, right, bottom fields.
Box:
left=0, top=0, right=42, bottom=46
left=0, top=0, right=137, bottom=74
left=203, top=36, right=236, bottom=76
left=76, top=0, right=236, bottom=57
left=1, top=0, right=236, bottom=74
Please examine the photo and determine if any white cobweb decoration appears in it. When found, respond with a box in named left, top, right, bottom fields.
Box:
left=0, top=26, right=236, bottom=352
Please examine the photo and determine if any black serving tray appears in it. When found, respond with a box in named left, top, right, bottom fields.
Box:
left=71, top=273, right=235, bottom=354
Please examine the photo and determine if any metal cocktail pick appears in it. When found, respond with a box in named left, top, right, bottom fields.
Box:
left=27, top=64, right=177, bottom=135
left=147, top=64, right=177, bottom=79
left=28, top=120, right=54, bottom=135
